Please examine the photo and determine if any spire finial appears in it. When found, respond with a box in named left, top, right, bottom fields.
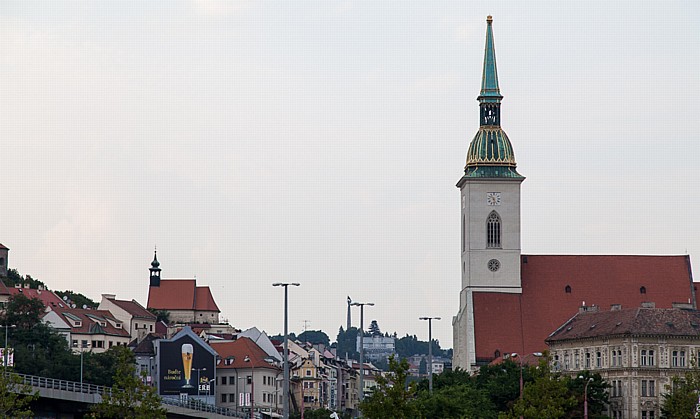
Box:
left=479, top=15, right=502, bottom=103
left=151, top=248, right=160, bottom=269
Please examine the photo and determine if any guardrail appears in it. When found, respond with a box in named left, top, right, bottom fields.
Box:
left=9, top=372, right=247, bottom=418
left=161, top=397, right=247, bottom=417
left=12, top=372, right=112, bottom=397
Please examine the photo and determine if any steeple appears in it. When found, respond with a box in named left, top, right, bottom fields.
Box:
left=460, top=16, right=523, bottom=180
left=479, top=15, right=502, bottom=105
left=149, top=249, right=161, bottom=287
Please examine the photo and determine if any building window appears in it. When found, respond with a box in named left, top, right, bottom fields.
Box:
left=221, top=376, right=227, bottom=385
left=247, top=375, right=252, bottom=385
left=81, top=340, right=88, bottom=348
left=306, top=370, right=311, bottom=377
left=596, top=351, right=602, bottom=368
left=640, top=349, right=655, bottom=366
left=72, top=340, right=78, bottom=348
left=221, top=394, right=226, bottom=403
left=486, top=211, right=501, bottom=248
left=565, top=285, right=571, bottom=293
left=574, top=351, right=580, bottom=369
left=585, top=352, right=591, bottom=369
left=672, top=350, right=686, bottom=367
left=640, top=286, right=647, bottom=294
left=641, top=379, right=656, bottom=397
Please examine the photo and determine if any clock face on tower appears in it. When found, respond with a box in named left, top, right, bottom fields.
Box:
left=487, top=192, right=501, bottom=206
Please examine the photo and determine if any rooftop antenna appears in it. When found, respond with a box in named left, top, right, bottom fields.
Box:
left=303, top=320, right=311, bottom=332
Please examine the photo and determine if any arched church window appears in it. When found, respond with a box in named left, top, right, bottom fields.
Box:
left=462, top=215, right=466, bottom=252
left=565, top=285, right=572, bottom=294
left=486, top=211, right=501, bottom=248
left=640, top=286, right=647, bottom=294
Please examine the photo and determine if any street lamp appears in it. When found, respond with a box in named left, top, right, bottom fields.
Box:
left=0, top=324, right=16, bottom=369
left=272, top=282, right=300, bottom=419
left=80, top=344, right=91, bottom=386
left=244, top=355, right=255, bottom=419
left=194, top=367, right=207, bottom=397
left=510, top=352, right=542, bottom=419
left=418, top=317, right=441, bottom=393
left=350, top=301, right=374, bottom=407
left=578, top=375, right=594, bottom=419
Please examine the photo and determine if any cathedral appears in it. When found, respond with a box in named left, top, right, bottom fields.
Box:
left=452, top=16, right=696, bottom=371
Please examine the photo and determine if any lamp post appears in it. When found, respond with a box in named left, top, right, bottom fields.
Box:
left=510, top=352, right=542, bottom=419
left=1, top=324, right=16, bottom=369
left=578, top=375, right=594, bottom=419
left=244, top=355, right=255, bottom=419
left=350, top=301, right=373, bottom=408
left=272, top=282, right=300, bottom=419
left=418, top=317, right=441, bottom=394
left=194, top=367, right=207, bottom=397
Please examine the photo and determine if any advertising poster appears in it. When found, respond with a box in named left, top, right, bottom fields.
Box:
left=157, top=327, right=216, bottom=397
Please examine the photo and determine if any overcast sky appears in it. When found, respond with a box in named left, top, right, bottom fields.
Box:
left=1, top=1, right=699, bottom=348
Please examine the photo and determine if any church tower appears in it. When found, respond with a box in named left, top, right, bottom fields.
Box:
left=149, top=250, right=161, bottom=287
left=453, top=16, right=525, bottom=370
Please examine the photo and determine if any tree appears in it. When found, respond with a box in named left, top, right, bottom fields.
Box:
left=54, top=290, right=97, bottom=309
left=418, top=357, right=427, bottom=375
left=335, top=327, right=359, bottom=360
left=566, top=371, right=609, bottom=419
left=661, top=363, right=700, bottom=418
left=0, top=369, right=38, bottom=418
left=359, top=355, right=418, bottom=419
left=368, top=320, right=381, bottom=337
left=147, top=308, right=170, bottom=324
left=414, top=384, right=497, bottom=419
left=297, top=330, right=330, bottom=346
left=92, top=346, right=166, bottom=418
left=2, top=294, right=45, bottom=330
left=500, top=356, right=577, bottom=419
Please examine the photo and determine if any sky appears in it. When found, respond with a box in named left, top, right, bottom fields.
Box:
left=1, top=1, right=699, bottom=349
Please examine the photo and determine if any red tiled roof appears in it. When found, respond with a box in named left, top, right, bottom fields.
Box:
left=194, top=287, right=220, bottom=312
left=0, top=282, right=9, bottom=296
left=8, top=288, right=65, bottom=308
left=546, top=307, right=700, bottom=343
left=50, top=307, right=130, bottom=337
left=472, top=255, right=694, bottom=364
left=210, top=337, right=280, bottom=370
left=147, top=279, right=220, bottom=312
left=110, top=299, right=156, bottom=320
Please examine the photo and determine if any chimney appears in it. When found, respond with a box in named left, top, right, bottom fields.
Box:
left=610, top=304, right=622, bottom=311
left=102, top=294, right=116, bottom=300
left=579, top=305, right=599, bottom=314
left=641, top=302, right=656, bottom=309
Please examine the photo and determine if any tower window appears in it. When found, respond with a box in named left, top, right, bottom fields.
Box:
left=486, top=211, right=501, bottom=248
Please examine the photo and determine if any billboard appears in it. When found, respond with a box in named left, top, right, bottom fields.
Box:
left=157, top=327, right=216, bottom=397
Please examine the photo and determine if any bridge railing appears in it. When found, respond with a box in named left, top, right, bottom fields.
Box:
left=12, top=372, right=112, bottom=397
left=9, top=372, right=248, bottom=418
left=161, top=396, right=247, bottom=417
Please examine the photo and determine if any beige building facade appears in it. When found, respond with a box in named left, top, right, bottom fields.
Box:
left=547, top=304, right=700, bottom=419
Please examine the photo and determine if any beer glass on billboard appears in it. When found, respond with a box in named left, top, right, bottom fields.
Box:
left=181, top=343, right=194, bottom=388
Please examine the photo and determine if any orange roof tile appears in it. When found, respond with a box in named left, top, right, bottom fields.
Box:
left=211, top=337, right=281, bottom=370
left=110, top=299, right=156, bottom=320
left=472, top=255, right=695, bottom=364
left=50, top=307, right=130, bottom=337
left=147, top=279, right=220, bottom=313
left=147, top=280, right=196, bottom=310
left=194, top=286, right=220, bottom=312
left=9, top=288, right=65, bottom=308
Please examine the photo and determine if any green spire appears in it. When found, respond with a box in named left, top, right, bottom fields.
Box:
left=479, top=16, right=502, bottom=103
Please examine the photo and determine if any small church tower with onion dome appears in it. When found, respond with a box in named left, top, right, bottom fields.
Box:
left=453, top=16, right=525, bottom=371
